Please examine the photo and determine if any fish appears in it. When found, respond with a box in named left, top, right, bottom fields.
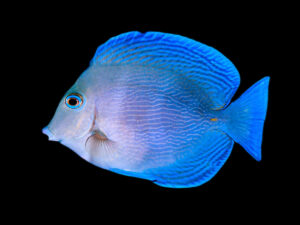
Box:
left=42, top=31, right=269, bottom=188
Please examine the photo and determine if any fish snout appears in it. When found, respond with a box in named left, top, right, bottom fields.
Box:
left=42, top=126, right=59, bottom=141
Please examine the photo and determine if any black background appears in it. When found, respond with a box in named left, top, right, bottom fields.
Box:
left=9, top=2, right=293, bottom=221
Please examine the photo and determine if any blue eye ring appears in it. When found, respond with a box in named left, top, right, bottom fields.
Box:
left=65, top=93, right=83, bottom=109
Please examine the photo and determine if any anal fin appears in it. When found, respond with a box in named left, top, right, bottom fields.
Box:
left=150, top=130, right=234, bottom=188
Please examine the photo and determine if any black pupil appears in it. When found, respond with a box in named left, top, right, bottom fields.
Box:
left=68, top=98, right=78, bottom=106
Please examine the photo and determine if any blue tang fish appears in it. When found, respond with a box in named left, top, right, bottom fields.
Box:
left=42, top=31, right=269, bottom=188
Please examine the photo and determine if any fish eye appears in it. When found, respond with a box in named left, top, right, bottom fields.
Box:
left=65, top=93, right=83, bottom=109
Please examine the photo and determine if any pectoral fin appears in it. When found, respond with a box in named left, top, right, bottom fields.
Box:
left=85, top=131, right=114, bottom=160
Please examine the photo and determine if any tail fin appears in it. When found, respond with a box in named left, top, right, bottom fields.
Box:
left=222, top=77, right=270, bottom=161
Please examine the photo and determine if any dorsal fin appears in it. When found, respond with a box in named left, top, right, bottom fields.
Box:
left=91, top=31, right=240, bottom=109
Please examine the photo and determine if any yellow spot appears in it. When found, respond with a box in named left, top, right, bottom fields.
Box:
left=210, top=118, right=218, bottom=122
left=213, top=103, right=226, bottom=110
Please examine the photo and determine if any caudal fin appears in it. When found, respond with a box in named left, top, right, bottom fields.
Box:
left=222, top=77, right=270, bottom=161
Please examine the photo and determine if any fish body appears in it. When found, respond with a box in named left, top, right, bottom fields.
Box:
left=43, top=32, right=269, bottom=188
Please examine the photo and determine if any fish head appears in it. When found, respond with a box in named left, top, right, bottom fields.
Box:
left=42, top=66, right=142, bottom=171
left=42, top=78, right=96, bottom=159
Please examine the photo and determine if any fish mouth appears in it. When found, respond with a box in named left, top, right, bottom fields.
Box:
left=42, top=126, right=60, bottom=141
